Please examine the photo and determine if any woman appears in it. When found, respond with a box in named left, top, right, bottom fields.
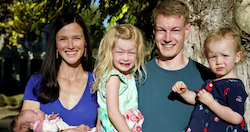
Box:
left=21, top=14, right=99, bottom=131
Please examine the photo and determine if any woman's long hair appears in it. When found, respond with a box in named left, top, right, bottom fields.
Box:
left=34, top=14, right=93, bottom=104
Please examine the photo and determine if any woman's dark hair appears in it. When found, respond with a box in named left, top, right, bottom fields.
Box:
left=34, top=14, right=93, bottom=104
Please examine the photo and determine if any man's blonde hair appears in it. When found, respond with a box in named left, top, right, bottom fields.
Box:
left=152, top=0, right=190, bottom=26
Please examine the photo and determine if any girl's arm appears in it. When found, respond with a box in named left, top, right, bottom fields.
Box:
left=106, top=75, right=131, bottom=132
left=22, top=100, right=40, bottom=111
left=96, top=108, right=101, bottom=130
left=198, top=89, right=243, bottom=124
left=172, top=81, right=196, bottom=105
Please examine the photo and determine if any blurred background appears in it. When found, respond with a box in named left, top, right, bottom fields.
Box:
left=1, top=0, right=250, bottom=131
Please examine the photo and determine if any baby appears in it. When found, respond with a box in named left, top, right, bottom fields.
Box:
left=10, top=109, right=75, bottom=132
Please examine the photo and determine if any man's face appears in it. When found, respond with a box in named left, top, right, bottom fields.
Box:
left=153, top=14, right=190, bottom=60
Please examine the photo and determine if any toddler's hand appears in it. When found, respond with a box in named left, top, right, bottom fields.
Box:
left=172, top=81, right=187, bottom=94
left=197, top=89, right=214, bottom=106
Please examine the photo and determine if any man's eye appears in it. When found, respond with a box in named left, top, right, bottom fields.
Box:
left=156, top=29, right=166, bottom=33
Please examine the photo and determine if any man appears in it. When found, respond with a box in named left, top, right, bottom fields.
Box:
left=138, top=0, right=215, bottom=131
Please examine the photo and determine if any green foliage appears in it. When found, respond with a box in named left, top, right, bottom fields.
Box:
left=94, top=0, right=160, bottom=59
left=0, top=0, right=92, bottom=49
left=80, top=4, right=105, bottom=53
left=95, top=0, right=158, bottom=40
left=0, top=94, right=23, bottom=107
left=1, top=0, right=159, bottom=58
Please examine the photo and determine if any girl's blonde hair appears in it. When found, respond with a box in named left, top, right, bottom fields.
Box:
left=203, top=27, right=245, bottom=61
left=92, top=24, right=146, bottom=93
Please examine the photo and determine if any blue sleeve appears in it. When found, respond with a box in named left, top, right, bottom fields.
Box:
left=227, top=83, right=248, bottom=117
left=22, top=74, right=42, bottom=101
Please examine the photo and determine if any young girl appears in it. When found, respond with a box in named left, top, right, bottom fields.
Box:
left=92, top=24, right=146, bottom=132
left=172, top=27, right=248, bottom=132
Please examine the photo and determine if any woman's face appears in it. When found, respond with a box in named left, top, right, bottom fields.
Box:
left=56, top=22, right=86, bottom=66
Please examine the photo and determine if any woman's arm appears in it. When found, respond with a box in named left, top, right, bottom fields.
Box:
left=106, top=75, right=131, bottom=132
left=22, top=100, right=40, bottom=111
left=198, top=89, right=243, bottom=124
left=62, top=125, right=91, bottom=132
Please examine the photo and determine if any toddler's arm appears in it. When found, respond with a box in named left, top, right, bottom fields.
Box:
left=172, top=81, right=196, bottom=105
left=106, top=75, right=131, bottom=132
left=197, top=89, right=243, bottom=124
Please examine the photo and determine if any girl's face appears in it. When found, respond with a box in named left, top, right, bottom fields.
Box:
left=112, top=38, right=137, bottom=76
left=206, top=38, right=241, bottom=79
left=56, top=22, right=86, bottom=66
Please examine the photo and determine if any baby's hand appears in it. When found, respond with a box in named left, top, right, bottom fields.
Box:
left=172, top=81, right=187, bottom=94
left=197, top=89, right=214, bottom=106
left=48, top=112, right=59, bottom=120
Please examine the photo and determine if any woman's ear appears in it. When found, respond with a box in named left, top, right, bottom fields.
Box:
left=152, top=23, right=156, bottom=35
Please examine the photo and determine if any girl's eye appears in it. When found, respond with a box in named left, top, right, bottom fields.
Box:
left=60, top=38, right=66, bottom=41
left=223, top=55, right=228, bottom=57
left=74, top=37, right=80, bottom=40
left=129, top=52, right=135, bottom=54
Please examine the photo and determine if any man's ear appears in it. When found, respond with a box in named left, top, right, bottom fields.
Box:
left=185, top=23, right=191, bottom=38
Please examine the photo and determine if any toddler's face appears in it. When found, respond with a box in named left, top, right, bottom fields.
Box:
left=206, top=38, right=241, bottom=79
